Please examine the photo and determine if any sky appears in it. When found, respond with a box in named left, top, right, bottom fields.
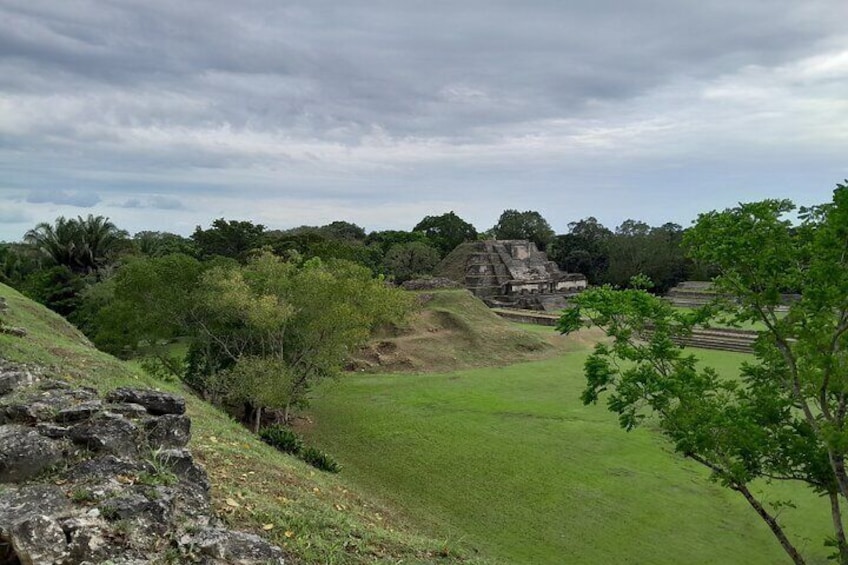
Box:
left=1, top=0, right=847, bottom=241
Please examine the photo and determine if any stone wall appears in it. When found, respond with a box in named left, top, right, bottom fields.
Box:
left=0, top=360, right=286, bottom=565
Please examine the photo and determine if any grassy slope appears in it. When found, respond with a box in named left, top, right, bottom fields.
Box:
left=0, top=283, right=482, bottom=564
left=352, top=290, right=592, bottom=373
left=306, top=342, right=832, bottom=564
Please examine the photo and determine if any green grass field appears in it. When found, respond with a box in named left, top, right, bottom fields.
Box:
left=305, top=343, right=832, bottom=564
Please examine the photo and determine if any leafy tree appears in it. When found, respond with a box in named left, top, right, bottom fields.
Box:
left=192, top=218, right=265, bottom=261
left=132, top=231, right=197, bottom=257
left=490, top=209, right=555, bottom=250
left=317, top=221, right=367, bottom=241
left=548, top=217, right=612, bottom=284
left=558, top=183, right=848, bottom=564
left=21, top=265, right=86, bottom=317
left=413, top=212, right=478, bottom=257
left=24, top=215, right=128, bottom=274
left=382, top=241, right=440, bottom=283
left=365, top=230, right=429, bottom=255
left=604, top=220, right=687, bottom=293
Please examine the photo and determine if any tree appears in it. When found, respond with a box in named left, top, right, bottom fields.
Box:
left=382, top=241, right=440, bottom=283
left=192, top=218, right=265, bottom=261
left=558, top=183, right=848, bottom=564
left=490, top=209, right=555, bottom=250
left=604, top=220, right=687, bottom=293
left=133, top=231, right=197, bottom=257
left=24, top=215, right=128, bottom=274
left=548, top=217, right=611, bottom=284
left=413, top=212, right=478, bottom=257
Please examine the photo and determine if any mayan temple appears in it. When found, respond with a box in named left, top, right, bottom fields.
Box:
left=435, top=240, right=587, bottom=312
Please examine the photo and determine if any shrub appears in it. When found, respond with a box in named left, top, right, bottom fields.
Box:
left=259, top=424, right=303, bottom=455
left=260, top=425, right=341, bottom=472
left=300, top=446, right=341, bottom=473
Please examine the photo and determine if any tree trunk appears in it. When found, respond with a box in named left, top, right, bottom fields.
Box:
left=736, top=484, right=806, bottom=565
left=253, top=405, right=262, bottom=434
left=830, top=491, right=848, bottom=565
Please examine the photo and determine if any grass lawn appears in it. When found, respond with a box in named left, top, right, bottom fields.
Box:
left=305, top=344, right=832, bottom=564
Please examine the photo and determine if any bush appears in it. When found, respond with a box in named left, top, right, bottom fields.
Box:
left=260, top=425, right=341, bottom=473
left=300, top=446, right=341, bottom=473
left=259, top=424, right=303, bottom=455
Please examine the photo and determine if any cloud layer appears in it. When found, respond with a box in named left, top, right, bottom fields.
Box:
left=1, top=0, right=847, bottom=240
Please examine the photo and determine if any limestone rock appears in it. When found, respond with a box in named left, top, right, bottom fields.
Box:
left=69, top=413, right=140, bottom=455
left=106, top=388, right=186, bottom=415
left=186, top=527, right=287, bottom=564
left=0, top=425, right=64, bottom=483
left=0, top=361, right=288, bottom=564
left=144, top=413, right=192, bottom=449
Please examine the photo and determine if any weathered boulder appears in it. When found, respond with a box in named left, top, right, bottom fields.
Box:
left=0, top=360, right=287, bottom=564
left=184, top=527, right=288, bottom=564
left=106, top=388, right=186, bottom=415
left=0, top=425, right=64, bottom=483
left=69, top=413, right=141, bottom=455
left=144, top=413, right=192, bottom=449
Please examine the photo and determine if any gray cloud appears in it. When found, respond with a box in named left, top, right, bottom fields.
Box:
left=0, top=207, right=31, bottom=224
left=25, top=190, right=101, bottom=207
left=1, top=0, right=846, bottom=240
left=118, top=196, right=186, bottom=210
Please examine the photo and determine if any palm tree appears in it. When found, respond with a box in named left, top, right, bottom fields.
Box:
left=24, top=215, right=128, bottom=274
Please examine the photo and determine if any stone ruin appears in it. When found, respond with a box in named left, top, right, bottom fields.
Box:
left=435, top=240, right=587, bottom=312
left=0, top=360, right=286, bottom=565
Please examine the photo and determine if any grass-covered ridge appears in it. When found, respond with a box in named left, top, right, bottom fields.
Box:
left=0, top=282, right=484, bottom=564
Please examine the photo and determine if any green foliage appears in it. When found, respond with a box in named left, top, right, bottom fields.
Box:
left=21, top=265, right=86, bottom=317
left=261, top=424, right=340, bottom=472
left=132, top=231, right=197, bottom=257
left=300, top=445, right=341, bottom=473
left=561, top=182, right=848, bottom=564
left=92, top=253, right=206, bottom=354
left=365, top=230, right=430, bottom=255
left=548, top=217, right=612, bottom=283
left=413, top=211, right=478, bottom=257
left=260, top=424, right=304, bottom=455
left=490, top=209, right=555, bottom=250
left=24, top=215, right=128, bottom=274
left=382, top=241, right=440, bottom=283
left=192, top=218, right=266, bottom=261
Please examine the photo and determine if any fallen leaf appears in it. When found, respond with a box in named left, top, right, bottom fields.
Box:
left=262, top=523, right=274, bottom=530
left=225, top=498, right=240, bottom=508
left=284, top=530, right=294, bottom=538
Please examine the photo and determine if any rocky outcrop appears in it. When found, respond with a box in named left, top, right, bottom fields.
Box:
left=0, top=359, right=286, bottom=565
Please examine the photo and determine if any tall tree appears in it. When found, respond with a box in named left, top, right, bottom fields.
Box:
left=413, top=211, right=478, bottom=257
left=548, top=217, right=611, bottom=284
left=558, top=183, right=848, bottom=565
left=192, top=218, right=265, bottom=261
left=382, top=241, right=440, bottom=283
left=24, top=215, right=128, bottom=274
left=490, top=209, right=555, bottom=250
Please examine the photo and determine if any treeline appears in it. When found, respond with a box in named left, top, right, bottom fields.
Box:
left=0, top=208, right=706, bottom=428
left=0, top=208, right=710, bottom=324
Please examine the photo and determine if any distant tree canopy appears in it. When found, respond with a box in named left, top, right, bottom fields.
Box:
left=24, top=215, right=128, bottom=274
left=490, top=209, right=555, bottom=250
left=548, top=217, right=612, bottom=284
left=413, top=212, right=478, bottom=257
left=132, top=231, right=196, bottom=257
left=192, top=218, right=266, bottom=261
left=382, top=241, right=440, bottom=283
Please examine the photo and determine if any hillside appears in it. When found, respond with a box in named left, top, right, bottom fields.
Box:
left=0, top=283, right=486, bottom=564
left=352, top=289, right=592, bottom=373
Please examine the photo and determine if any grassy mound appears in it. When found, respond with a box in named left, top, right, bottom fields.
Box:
left=352, top=290, right=589, bottom=373
left=0, top=283, right=484, bottom=564
left=432, top=242, right=477, bottom=283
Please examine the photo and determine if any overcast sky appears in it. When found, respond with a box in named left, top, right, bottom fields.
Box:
left=1, top=0, right=847, bottom=241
